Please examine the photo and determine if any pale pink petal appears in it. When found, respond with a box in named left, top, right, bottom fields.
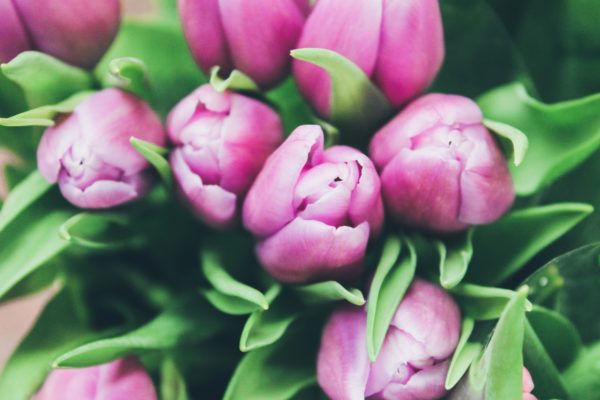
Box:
left=37, top=114, right=81, bottom=183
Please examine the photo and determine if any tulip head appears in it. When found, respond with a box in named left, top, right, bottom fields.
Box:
left=293, top=0, right=444, bottom=117
left=37, top=89, right=165, bottom=209
left=167, top=84, right=283, bottom=228
left=243, top=125, right=384, bottom=283
left=179, top=0, right=309, bottom=88
left=369, top=94, right=514, bottom=232
left=2, top=0, right=120, bottom=68
left=317, top=279, right=461, bottom=400
left=34, top=357, right=157, bottom=400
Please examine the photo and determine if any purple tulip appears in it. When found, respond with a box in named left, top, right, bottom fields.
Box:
left=37, top=89, right=166, bottom=209
left=179, top=0, right=309, bottom=88
left=369, top=93, right=514, bottom=232
left=317, top=279, right=461, bottom=400
left=293, top=0, right=444, bottom=117
left=0, top=0, right=120, bottom=68
left=168, top=84, right=283, bottom=228
left=243, top=125, right=384, bottom=283
left=34, top=357, right=157, bottom=400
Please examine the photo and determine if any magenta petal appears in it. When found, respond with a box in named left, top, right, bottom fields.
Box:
left=256, top=218, right=369, bottom=283
left=317, top=306, right=370, bottom=400
left=58, top=173, right=149, bottom=209
left=0, top=0, right=31, bottom=63
left=379, top=360, right=449, bottom=400
left=243, top=125, right=323, bottom=237
left=37, top=114, right=81, bottom=183
left=293, top=0, right=383, bottom=117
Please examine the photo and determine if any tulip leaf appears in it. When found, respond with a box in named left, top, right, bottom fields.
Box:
left=0, top=91, right=92, bottom=128
left=366, top=236, right=417, bottom=361
left=161, top=358, right=189, bottom=400
left=201, top=247, right=269, bottom=311
left=130, top=137, right=172, bottom=186
left=53, top=297, right=229, bottom=368
left=483, top=119, right=529, bottom=166
left=477, top=82, right=600, bottom=195
left=202, top=289, right=262, bottom=316
left=291, top=48, right=392, bottom=145
left=437, top=229, right=474, bottom=289
left=293, top=281, right=365, bottom=306
left=563, top=342, right=600, bottom=399
left=58, top=212, right=142, bottom=250
left=265, top=77, right=315, bottom=134
left=451, top=284, right=532, bottom=321
left=446, top=318, right=482, bottom=390
left=0, top=288, right=107, bottom=400
left=0, top=170, right=51, bottom=232
left=239, top=285, right=299, bottom=352
left=102, top=57, right=152, bottom=101
left=1, top=51, right=94, bottom=108
left=210, top=66, right=259, bottom=93
left=468, top=203, right=593, bottom=285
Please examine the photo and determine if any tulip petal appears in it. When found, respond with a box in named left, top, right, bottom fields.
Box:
left=317, top=306, right=370, bottom=400
left=243, top=125, right=323, bottom=237
left=379, top=360, right=449, bottom=400
left=293, top=0, right=383, bottom=116
left=0, top=0, right=31, bottom=63
left=256, top=218, right=369, bottom=283
left=37, top=114, right=81, bottom=183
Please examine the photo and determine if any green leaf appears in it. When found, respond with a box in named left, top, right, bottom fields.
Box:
left=291, top=48, right=392, bottom=146
left=239, top=285, right=299, bottom=352
left=293, top=281, right=365, bottom=306
left=101, top=57, right=152, bottom=101
left=477, top=82, right=600, bottom=195
left=130, top=137, right=172, bottom=186
left=0, top=171, right=51, bottom=231
left=161, top=358, right=189, bottom=400
left=0, top=91, right=92, bottom=127
left=1, top=51, right=94, bottom=108
left=366, top=236, right=417, bottom=361
left=58, top=212, right=142, bottom=249
left=483, top=119, right=529, bottom=166
left=452, top=284, right=532, bottom=321
left=446, top=318, right=482, bottom=390
left=563, top=342, right=600, bottom=399
left=437, top=230, right=474, bottom=289
left=201, top=247, right=268, bottom=311
left=0, top=288, right=106, bottom=400
left=468, top=203, right=593, bottom=285
left=202, top=289, right=262, bottom=316
left=209, top=66, right=259, bottom=93
left=53, top=297, right=229, bottom=368
left=265, top=77, right=315, bottom=134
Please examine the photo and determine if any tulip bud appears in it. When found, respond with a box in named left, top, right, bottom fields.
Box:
left=178, top=0, right=309, bottom=88
left=293, top=0, right=444, bottom=117
left=317, top=279, right=461, bottom=400
left=243, top=125, right=384, bottom=283
left=34, top=357, right=157, bottom=400
left=168, top=84, right=283, bottom=228
left=37, top=89, right=166, bottom=209
left=0, top=0, right=120, bottom=68
left=369, top=94, right=514, bottom=232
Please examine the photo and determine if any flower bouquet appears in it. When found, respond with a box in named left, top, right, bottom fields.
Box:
left=1, top=0, right=600, bottom=399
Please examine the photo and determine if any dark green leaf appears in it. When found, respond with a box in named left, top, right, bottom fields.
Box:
left=58, top=212, right=142, bottom=249
left=563, top=342, right=600, bottom=400
left=0, top=171, right=51, bottom=231
left=0, top=91, right=92, bottom=127
left=293, top=281, right=365, bottom=306
left=161, top=358, right=189, bottom=400
left=130, top=137, right=172, bottom=186
left=265, top=77, right=315, bottom=134
left=101, top=57, right=152, bottom=101
left=437, top=230, right=473, bottom=289
left=446, top=318, right=482, bottom=390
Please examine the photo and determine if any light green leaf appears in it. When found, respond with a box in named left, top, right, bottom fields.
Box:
left=0, top=91, right=92, bottom=127
left=563, top=342, right=600, bottom=399
left=468, top=203, right=593, bottom=285
left=58, top=212, right=141, bottom=249
left=291, top=48, right=392, bottom=146
left=446, top=318, right=482, bottom=390
left=0, top=171, right=51, bottom=231
left=130, top=137, right=172, bottom=186
left=2, top=51, right=93, bottom=108
left=102, top=57, right=152, bottom=101
left=161, top=358, right=189, bottom=400
left=293, top=281, right=365, bottom=306
left=483, top=119, right=529, bottom=166
left=477, top=82, right=600, bottom=195
left=210, top=66, right=259, bottom=93
left=452, top=284, right=532, bottom=321
left=202, top=289, right=262, bottom=316
left=366, top=236, right=417, bottom=361
left=437, top=230, right=474, bottom=289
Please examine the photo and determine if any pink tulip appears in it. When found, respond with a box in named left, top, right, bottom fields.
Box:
left=243, top=125, right=383, bottom=283
left=369, top=93, right=514, bottom=232
left=34, top=357, right=157, bottom=400
left=293, top=0, right=444, bottom=117
left=37, top=89, right=166, bottom=209
left=168, top=84, right=283, bottom=228
left=317, top=279, right=461, bottom=400
left=522, top=368, right=537, bottom=400
left=0, top=0, right=120, bottom=68
left=179, top=0, right=310, bottom=88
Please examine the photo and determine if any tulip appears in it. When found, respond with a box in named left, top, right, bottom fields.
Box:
left=168, top=84, right=283, bottom=228
left=522, top=368, right=537, bottom=400
left=37, top=89, right=166, bottom=209
left=317, top=279, right=461, bottom=400
left=243, top=125, right=384, bottom=283
left=0, top=0, right=120, bottom=68
left=449, top=367, right=536, bottom=400
left=369, top=93, right=514, bottom=232
left=178, top=0, right=309, bottom=88
left=34, top=357, right=157, bottom=400
left=293, top=0, right=444, bottom=117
